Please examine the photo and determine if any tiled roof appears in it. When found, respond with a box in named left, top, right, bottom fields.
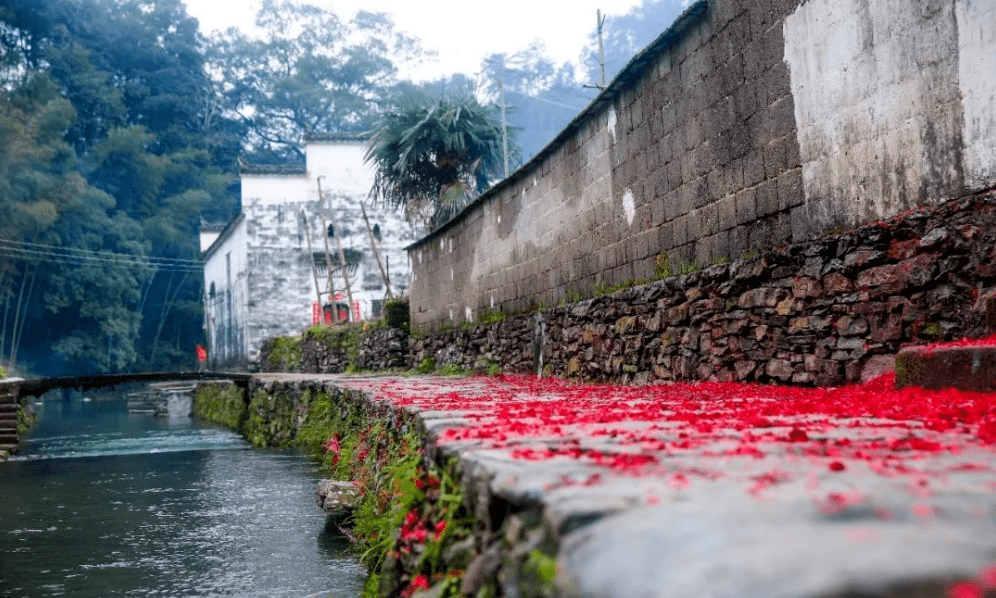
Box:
left=303, top=131, right=369, bottom=143
left=238, top=163, right=307, bottom=176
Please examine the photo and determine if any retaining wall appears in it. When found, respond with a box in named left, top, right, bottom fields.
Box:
left=0, top=379, right=22, bottom=459
left=408, top=0, right=996, bottom=333
left=414, top=190, right=996, bottom=386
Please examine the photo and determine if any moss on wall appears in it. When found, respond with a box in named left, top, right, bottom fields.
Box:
left=192, top=382, right=246, bottom=430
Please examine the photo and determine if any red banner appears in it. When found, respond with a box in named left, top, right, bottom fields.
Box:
left=196, top=344, right=207, bottom=362
left=312, top=301, right=321, bottom=325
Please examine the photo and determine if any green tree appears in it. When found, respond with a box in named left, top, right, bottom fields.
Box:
left=365, top=95, right=512, bottom=228
left=205, top=1, right=424, bottom=162
left=0, top=0, right=235, bottom=374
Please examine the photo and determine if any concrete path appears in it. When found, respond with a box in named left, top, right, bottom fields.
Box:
left=266, top=372, right=996, bottom=598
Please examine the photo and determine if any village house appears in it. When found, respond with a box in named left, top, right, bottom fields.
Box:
left=200, top=133, right=414, bottom=369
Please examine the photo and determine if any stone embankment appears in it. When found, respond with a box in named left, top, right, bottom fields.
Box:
left=0, top=381, right=19, bottom=459
left=0, top=378, right=30, bottom=461
left=196, top=372, right=996, bottom=598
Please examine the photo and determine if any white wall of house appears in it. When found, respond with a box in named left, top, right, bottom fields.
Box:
left=203, top=138, right=415, bottom=367
left=304, top=141, right=415, bottom=323
left=202, top=214, right=248, bottom=368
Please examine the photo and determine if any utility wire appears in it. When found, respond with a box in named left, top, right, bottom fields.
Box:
left=0, top=238, right=204, bottom=266
left=0, top=240, right=204, bottom=272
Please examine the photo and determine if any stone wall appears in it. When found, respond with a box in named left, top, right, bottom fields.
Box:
left=408, top=0, right=996, bottom=333
left=0, top=379, right=23, bottom=460
left=259, top=326, right=409, bottom=374
left=412, top=190, right=996, bottom=386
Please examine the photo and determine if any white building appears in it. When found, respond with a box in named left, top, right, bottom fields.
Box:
left=201, top=133, right=414, bottom=369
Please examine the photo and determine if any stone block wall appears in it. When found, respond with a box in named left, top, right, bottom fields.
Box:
left=412, top=191, right=996, bottom=386
left=408, top=0, right=996, bottom=334
left=259, top=326, right=409, bottom=374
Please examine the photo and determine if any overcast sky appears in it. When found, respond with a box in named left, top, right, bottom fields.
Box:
left=183, top=0, right=645, bottom=81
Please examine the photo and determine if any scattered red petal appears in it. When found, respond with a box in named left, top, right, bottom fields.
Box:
left=948, top=581, right=983, bottom=598
left=978, top=564, right=996, bottom=589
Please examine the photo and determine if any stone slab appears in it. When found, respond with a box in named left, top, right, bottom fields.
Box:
left=895, top=344, right=996, bottom=391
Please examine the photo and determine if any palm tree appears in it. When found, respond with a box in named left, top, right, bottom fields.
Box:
left=364, top=95, right=512, bottom=229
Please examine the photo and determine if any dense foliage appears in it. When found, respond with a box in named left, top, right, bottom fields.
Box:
left=366, top=95, right=509, bottom=228
left=0, top=0, right=238, bottom=374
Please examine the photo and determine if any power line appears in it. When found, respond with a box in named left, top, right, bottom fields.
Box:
left=0, top=238, right=203, bottom=266
left=0, top=240, right=204, bottom=272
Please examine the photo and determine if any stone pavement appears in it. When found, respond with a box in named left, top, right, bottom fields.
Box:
left=269, top=372, right=996, bottom=597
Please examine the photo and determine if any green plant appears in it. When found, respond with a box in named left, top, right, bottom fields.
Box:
left=267, top=336, right=303, bottom=370
left=478, top=309, right=506, bottom=325
left=193, top=383, right=247, bottom=430
left=416, top=357, right=436, bottom=374
left=565, top=289, right=583, bottom=303
left=654, top=253, right=673, bottom=279
left=437, top=363, right=469, bottom=376
left=366, top=95, right=512, bottom=228
left=15, top=399, right=35, bottom=436
left=739, top=249, right=760, bottom=261
left=303, top=322, right=375, bottom=369
left=594, top=280, right=627, bottom=296
left=384, top=297, right=411, bottom=331
left=678, top=260, right=699, bottom=275
left=711, top=255, right=731, bottom=266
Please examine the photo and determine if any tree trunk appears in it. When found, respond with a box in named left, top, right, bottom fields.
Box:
left=149, top=271, right=189, bottom=365
left=10, top=265, right=37, bottom=364
left=9, top=265, right=30, bottom=362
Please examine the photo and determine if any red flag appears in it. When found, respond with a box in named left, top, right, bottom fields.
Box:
left=196, top=344, right=207, bottom=362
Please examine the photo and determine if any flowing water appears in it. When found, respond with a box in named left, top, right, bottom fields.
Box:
left=0, top=389, right=365, bottom=598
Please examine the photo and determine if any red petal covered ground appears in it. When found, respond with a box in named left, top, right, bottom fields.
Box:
left=344, top=372, right=996, bottom=493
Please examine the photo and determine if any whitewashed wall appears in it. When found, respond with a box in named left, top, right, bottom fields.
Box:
left=230, top=140, right=414, bottom=363
left=783, top=0, right=996, bottom=230
left=202, top=215, right=248, bottom=367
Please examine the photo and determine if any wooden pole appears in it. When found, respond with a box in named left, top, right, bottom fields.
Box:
left=318, top=177, right=357, bottom=322
left=597, top=9, right=606, bottom=89
left=500, top=73, right=509, bottom=178
left=300, top=211, right=324, bottom=307
left=316, top=180, right=339, bottom=324
left=360, top=203, right=393, bottom=299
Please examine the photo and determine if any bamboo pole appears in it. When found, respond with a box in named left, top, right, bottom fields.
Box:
left=360, top=203, right=393, bottom=299
left=300, top=211, right=324, bottom=307
left=318, top=177, right=356, bottom=322
left=316, top=182, right=339, bottom=324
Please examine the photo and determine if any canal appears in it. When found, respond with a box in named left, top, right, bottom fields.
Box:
left=0, top=387, right=365, bottom=598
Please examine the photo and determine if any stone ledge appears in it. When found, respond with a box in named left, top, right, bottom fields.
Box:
left=895, top=344, right=996, bottom=391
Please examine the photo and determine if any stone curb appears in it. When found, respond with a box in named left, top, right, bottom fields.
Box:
left=895, top=345, right=996, bottom=391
